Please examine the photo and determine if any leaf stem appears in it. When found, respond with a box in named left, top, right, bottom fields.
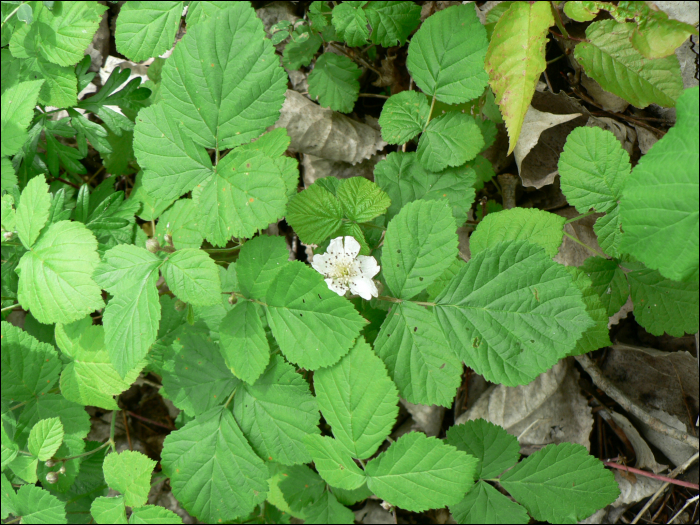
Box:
left=1, top=3, right=22, bottom=28
left=549, top=1, right=570, bottom=39
left=564, top=210, right=596, bottom=224
left=562, top=231, right=608, bottom=258
left=423, top=94, right=437, bottom=132
left=108, top=407, right=117, bottom=453
left=1, top=303, right=20, bottom=314
left=224, top=388, right=237, bottom=409
left=57, top=440, right=111, bottom=462
left=202, top=245, right=242, bottom=253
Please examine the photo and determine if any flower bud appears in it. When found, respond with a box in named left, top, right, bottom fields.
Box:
left=146, top=237, right=160, bottom=253
left=163, top=233, right=173, bottom=246
left=44, top=459, right=56, bottom=467
left=228, top=294, right=238, bottom=305
left=46, top=471, right=59, bottom=484
left=58, top=464, right=66, bottom=474
left=3, top=231, right=14, bottom=241
left=174, top=299, right=187, bottom=311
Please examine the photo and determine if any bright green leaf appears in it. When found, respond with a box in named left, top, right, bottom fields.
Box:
left=103, top=450, right=156, bottom=507
left=91, top=496, right=127, bottom=525
left=27, top=418, right=63, bottom=461
left=14, top=484, right=67, bottom=524
left=365, top=1, right=421, bottom=47
left=15, top=175, right=51, bottom=250
left=379, top=91, right=430, bottom=145
left=303, top=491, right=354, bottom=524
left=579, top=257, right=629, bottom=317
left=236, top=235, right=289, bottom=299
left=446, top=419, right=520, bottom=479
left=219, top=301, right=270, bottom=384
left=304, top=435, right=366, bottom=490
left=308, top=53, right=361, bottom=113
left=1, top=79, right=43, bottom=157
left=336, top=176, right=391, bottom=223
left=285, top=182, right=344, bottom=245
left=116, top=1, right=184, bottom=62
left=565, top=266, right=612, bottom=356
left=417, top=112, right=484, bottom=171
left=155, top=199, right=204, bottom=249
left=277, top=464, right=326, bottom=515
left=162, top=248, right=221, bottom=306
left=129, top=505, right=184, bottom=524
left=450, top=480, right=530, bottom=525
left=332, top=2, right=369, bottom=47
left=283, top=28, right=322, bottom=70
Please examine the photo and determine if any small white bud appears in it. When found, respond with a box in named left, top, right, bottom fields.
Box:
left=44, top=459, right=56, bottom=467
left=58, top=464, right=66, bottom=474
left=146, top=238, right=160, bottom=253
left=46, top=471, right=59, bottom=484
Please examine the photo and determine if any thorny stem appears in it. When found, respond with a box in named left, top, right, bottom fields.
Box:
left=550, top=1, right=570, bottom=39
left=562, top=231, right=608, bottom=258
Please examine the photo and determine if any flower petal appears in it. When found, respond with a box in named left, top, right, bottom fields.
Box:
left=325, top=278, right=348, bottom=296
left=327, top=237, right=345, bottom=256
left=349, top=275, right=378, bottom=300
left=342, top=236, right=361, bottom=258
left=311, top=253, right=332, bottom=276
left=357, top=255, right=380, bottom=279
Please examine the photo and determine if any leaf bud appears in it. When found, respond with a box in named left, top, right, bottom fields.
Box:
left=174, top=299, right=187, bottom=311
left=228, top=293, right=238, bottom=305
left=44, top=459, right=56, bottom=467
left=146, top=237, right=160, bottom=253
left=58, top=464, right=66, bottom=474
left=46, top=471, right=59, bottom=484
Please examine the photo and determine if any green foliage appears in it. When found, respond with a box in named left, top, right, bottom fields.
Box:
left=115, top=2, right=184, bottom=62
left=308, top=53, right=361, bottom=113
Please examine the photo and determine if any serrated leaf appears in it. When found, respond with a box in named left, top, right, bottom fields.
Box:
left=129, top=505, right=184, bottom=524
left=500, top=443, right=619, bottom=523
left=308, top=53, right=361, bottom=113
left=450, top=480, right=530, bottom=525
left=283, top=28, right=322, bottom=70
left=1, top=157, right=17, bottom=192
left=417, top=112, right=484, bottom=171
left=314, top=339, right=399, bottom=459
left=579, top=257, right=629, bottom=317
left=575, top=20, right=683, bottom=108
left=435, top=241, right=593, bottom=386
left=1, top=79, right=43, bottom=157
left=27, top=418, right=63, bottom=461
left=1, top=473, right=17, bottom=519
left=160, top=3, right=286, bottom=149
left=470, top=208, right=566, bottom=258
left=14, top=484, right=67, bottom=524
left=331, top=483, right=373, bottom=506
left=2, top=427, right=19, bottom=471
left=426, top=257, right=466, bottom=301
left=365, top=1, right=421, bottom=47
left=365, top=432, right=477, bottom=512
left=374, top=302, right=461, bottom=406
left=184, top=0, right=230, bottom=26
left=161, top=406, right=269, bottom=522
left=219, top=301, right=270, bottom=384
left=236, top=235, right=289, bottom=299
left=8, top=455, right=38, bottom=484
left=265, top=261, right=366, bottom=370
left=17, top=57, right=77, bottom=108
left=304, top=435, right=366, bottom=490
left=620, top=87, right=698, bottom=281
left=91, top=496, right=127, bottom=524
left=116, top=1, right=183, bottom=62
left=232, top=355, right=320, bottom=465
left=485, top=1, right=553, bottom=154
left=407, top=4, right=488, bottom=104
left=332, top=2, right=369, bottom=46
left=103, top=451, right=156, bottom=507
left=628, top=267, right=699, bottom=337
left=303, top=491, right=355, bottom=524
left=16, top=221, right=104, bottom=324
left=336, top=177, right=391, bottom=223
left=382, top=199, right=458, bottom=299
left=15, top=175, right=51, bottom=250
left=446, top=419, right=520, bottom=479
left=565, top=266, right=612, bottom=356
left=593, top=206, right=623, bottom=258
left=285, top=183, right=344, bottom=245
left=161, top=248, right=221, bottom=306
left=378, top=90, right=430, bottom=145
left=155, top=199, right=204, bottom=249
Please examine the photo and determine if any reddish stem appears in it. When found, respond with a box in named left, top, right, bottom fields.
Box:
left=604, top=461, right=700, bottom=490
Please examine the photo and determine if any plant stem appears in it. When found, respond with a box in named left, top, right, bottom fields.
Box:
left=1, top=303, right=20, bottom=314
left=224, top=388, right=237, bottom=409
left=563, top=210, right=596, bottom=224
left=562, top=231, right=607, bottom=258
left=423, top=94, right=437, bottom=132
left=203, top=245, right=242, bottom=253
left=1, top=3, right=22, bottom=28
left=550, top=1, right=570, bottom=39
left=603, top=462, right=699, bottom=490
left=108, top=407, right=117, bottom=453
left=58, top=440, right=111, bottom=462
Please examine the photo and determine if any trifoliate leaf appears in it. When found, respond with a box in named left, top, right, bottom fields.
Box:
left=308, top=53, right=361, bottom=113
left=500, top=443, right=619, bottom=523
left=470, top=208, right=566, bottom=258
left=27, top=418, right=63, bottom=461
left=1, top=79, right=43, bottom=157
left=446, top=419, right=520, bottom=479
left=365, top=432, right=478, bottom=512
left=304, top=435, right=366, bottom=490
left=161, top=248, right=221, bottom=306
left=565, top=266, right=612, bottom=356
left=575, top=21, right=683, bottom=108
left=378, top=90, right=430, bottom=145
left=450, top=481, right=530, bottom=525
left=15, top=175, right=51, bottom=250
left=304, top=490, right=355, bottom=524
left=313, top=339, right=399, bottom=459
left=103, top=451, right=156, bottom=508
left=418, top=111, right=484, bottom=171
left=264, top=262, right=366, bottom=370
left=620, top=87, right=698, bottom=281
left=628, top=267, right=699, bottom=337
left=407, top=4, right=489, bottom=104
left=219, top=301, right=270, bottom=384
left=579, top=257, right=629, bottom=317
left=115, top=1, right=184, bottom=62
left=485, top=1, right=553, bottom=154
left=161, top=406, right=269, bottom=523
left=17, top=221, right=104, bottom=324
left=382, top=199, right=458, bottom=299
left=232, top=355, right=320, bottom=466
left=336, top=177, right=391, bottom=223
left=374, top=302, right=461, bottom=407
left=435, top=241, right=593, bottom=386
left=160, top=2, right=286, bottom=149
left=91, top=496, right=127, bottom=525
left=129, top=505, right=184, bottom=524
left=285, top=182, right=344, bottom=245
left=283, top=29, right=322, bottom=70
left=236, top=235, right=289, bottom=299
left=155, top=199, right=204, bottom=249
left=365, top=1, right=421, bottom=47
left=14, top=485, right=67, bottom=524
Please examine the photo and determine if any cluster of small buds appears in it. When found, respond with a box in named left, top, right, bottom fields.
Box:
left=44, top=461, right=66, bottom=484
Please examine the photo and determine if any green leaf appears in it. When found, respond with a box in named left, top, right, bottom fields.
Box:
left=1, top=79, right=43, bottom=157
left=1, top=157, right=17, bottom=192
left=365, top=1, right=421, bottom=47
left=406, top=4, right=488, bottom=104
left=628, top=267, right=699, bottom=337
left=594, top=206, right=623, bottom=258
left=379, top=91, right=430, bottom=145
left=232, top=355, right=319, bottom=465
left=219, top=301, right=270, bottom=384
left=565, top=266, right=612, bottom=356
left=17, top=3, right=33, bottom=24
left=161, top=324, right=237, bottom=417
left=450, top=480, right=530, bottom=525
left=1, top=322, right=60, bottom=403
left=277, top=464, right=326, bottom=515
left=116, top=1, right=184, bottom=62
left=129, top=505, right=184, bottom=524
left=575, top=20, right=683, bottom=108
left=152, top=199, right=202, bottom=249
left=2, top=427, right=19, bottom=471
left=435, top=241, right=593, bottom=386
left=485, top=1, right=554, bottom=154
left=620, top=87, right=698, bottom=281
left=446, top=419, right=520, bottom=479
left=336, top=177, right=391, bottom=223
left=237, top=235, right=289, bottom=299
left=16, top=57, right=77, bottom=108
left=500, top=443, right=619, bottom=523
left=1, top=473, right=17, bottom=519
left=374, top=302, right=461, bottom=406
left=417, top=112, right=484, bottom=171
left=265, top=261, right=366, bottom=370
left=331, top=484, right=373, bottom=506
left=14, top=485, right=67, bottom=524
left=426, top=257, right=466, bottom=301
left=365, top=432, right=478, bottom=512
left=91, top=496, right=127, bottom=524
left=470, top=208, right=566, bottom=258
left=579, top=257, right=629, bottom=317
left=285, top=182, right=344, bottom=245
left=15, top=175, right=51, bottom=250
left=332, top=1, right=369, bottom=47
left=283, top=28, right=322, bottom=70
left=16, top=221, right=105, bottom=324
left=161, top=406, right=269, bottom=523
left=160, top=3, right=286, bottom=149
left=27, top=418, right=63, bottom=461
left=193, top=150, right=288, bottom=246
left=131, top=171, right=176, bottom=221
left=103, top=450, right=156, bottom=507
left=382, top=199, right=458, bottom=299
left=308, top=53, right=361, bottom=113
left=314, top=339, right=399, bottom=459
left=303, top=491, right=355, bottom=524
left=631, top=13, right=699, bottom=59
left=134, top=103, right=214, bottom=202
left=8, top=455, right=38, bottom=484
left=161, top=248, right=221, bottom=306
left=304, top=435, right=365, bottom=490
left=184, top=0, right=230, bottom=26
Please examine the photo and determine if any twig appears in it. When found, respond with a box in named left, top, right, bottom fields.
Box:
left=550, top=1, right=570, bottom=39
left=53, top=176, right=81, bottom=189
left=498, top=173, right=518, bottom=209
left=576, top=354, right=700, bottom=449
left=603, top=462, right=699, bottom=490
left=126, top=411, right=173, bottom=430
left=123, top=410, right=133, bottom=451
left=358, top=93, right=389, bottom=99
left=668, top=494, right=699, bottom=524
left=542, top=70, right=554, bottom=93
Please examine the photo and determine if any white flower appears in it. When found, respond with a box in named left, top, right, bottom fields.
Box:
left=311, top=236, right=380, bottom=300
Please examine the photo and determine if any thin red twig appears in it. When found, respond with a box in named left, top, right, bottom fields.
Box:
left=604, top=462, right=700, bottom=490
left=126, top=411, right=174, bottom=430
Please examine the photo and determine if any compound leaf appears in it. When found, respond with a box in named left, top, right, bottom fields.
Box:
left=450, top=481, right=529, bottom=525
